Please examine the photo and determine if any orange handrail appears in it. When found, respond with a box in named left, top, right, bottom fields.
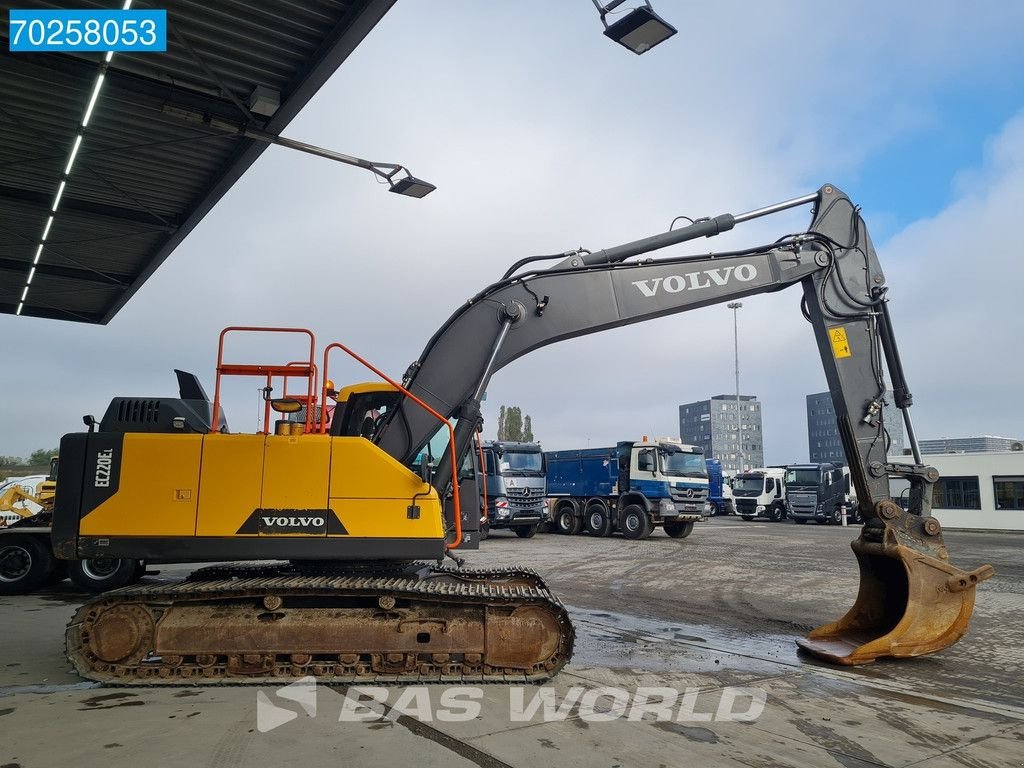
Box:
left=211, top=327, right=316, bottom=434
left=322, top=341, right=462, bottom=550
left=476, top=432, right=488, bottom=530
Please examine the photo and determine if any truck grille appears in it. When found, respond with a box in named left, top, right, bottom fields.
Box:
left=736, top=498, right=757, bottom=515
left=788, top=492, right=816, bottom=512
left=670, top=487, right=707, bottom=503
left=506, top=486, right=545, bottom=511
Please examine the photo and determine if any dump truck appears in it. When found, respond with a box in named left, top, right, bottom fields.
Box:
left=546, top=438, right=708, bottom=538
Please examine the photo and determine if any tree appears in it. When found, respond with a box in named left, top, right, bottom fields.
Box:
left=497, top=405, right=535, bottom=441
left=0, top=455, right=23, bottom=468
left=504, top=407, right=523, bottom=441
left=28, top=448, right=58, bottom=466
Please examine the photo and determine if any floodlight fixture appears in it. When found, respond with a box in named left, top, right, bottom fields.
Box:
left=388, top=175, right=436, bottom=198
left=593, top=0, right=677, bottom=55
left=243, top=128, right=435, bottom=198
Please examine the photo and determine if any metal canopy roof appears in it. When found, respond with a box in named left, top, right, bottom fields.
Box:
left=0, top=0, right=395, bottom=324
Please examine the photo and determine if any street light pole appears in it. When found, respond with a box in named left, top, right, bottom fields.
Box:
left=727, top=302, right=743, bottom=473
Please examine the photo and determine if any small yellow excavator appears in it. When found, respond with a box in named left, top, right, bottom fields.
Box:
left=49, top=185, right=992, bottom=684
left=0, top=482, right=52, bottom=527
left=0, top=458, right=57, bottom=526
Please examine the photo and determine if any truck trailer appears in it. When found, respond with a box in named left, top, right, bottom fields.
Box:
left=705, top=458, right=736, bottom=516
left=545, top=438, right=708, bottom=539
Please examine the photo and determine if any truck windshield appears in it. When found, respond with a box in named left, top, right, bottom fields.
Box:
left=733, top=476, right=765, bottom=493
left=500, top=451, right=543, bottom=474
left=659, top=450, right=707, bottom=477
left=785, top=469, right=821, bottom=486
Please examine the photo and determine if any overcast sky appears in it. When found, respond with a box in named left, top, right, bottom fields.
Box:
left=2, top=1, right=1024, bottom=463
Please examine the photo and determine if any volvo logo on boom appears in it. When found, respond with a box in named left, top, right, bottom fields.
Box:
left=632, top=264, right=757, bottom=298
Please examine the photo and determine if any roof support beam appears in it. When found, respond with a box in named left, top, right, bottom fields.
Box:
left=0, top=185, right=179, bottom=230
left=0, top=257, right=133, bottom=286
left=0, top=51, right=254, bottom=127
left=0, top=300, right=105, bottom=324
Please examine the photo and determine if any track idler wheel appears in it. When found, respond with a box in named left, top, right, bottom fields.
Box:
left=84, top=604, right=154, bottom=666
left=797, top=506, right=994, bottom=665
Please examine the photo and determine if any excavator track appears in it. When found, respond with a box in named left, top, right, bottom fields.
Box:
left=66, top=564, right=574, bottom=685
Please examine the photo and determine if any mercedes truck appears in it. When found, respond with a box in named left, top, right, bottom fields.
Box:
left=478, top=441, right=546, bottom=538
left=545, top=438, right=708, bottom=539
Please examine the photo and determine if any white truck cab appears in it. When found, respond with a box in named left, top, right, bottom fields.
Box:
left=732, top=467, right=788, bottom=522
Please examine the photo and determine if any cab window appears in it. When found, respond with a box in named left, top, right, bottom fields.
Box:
left=638, top=449, right=656, bottom=472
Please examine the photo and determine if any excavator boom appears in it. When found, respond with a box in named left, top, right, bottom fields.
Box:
left=368, top=183, right=993, bottom=664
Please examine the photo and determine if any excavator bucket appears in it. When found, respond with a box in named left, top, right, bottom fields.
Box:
left=797, top=531, right=994, bottom=665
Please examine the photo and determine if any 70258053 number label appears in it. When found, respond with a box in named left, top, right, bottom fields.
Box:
left=8, top=9, right=167, bottom=52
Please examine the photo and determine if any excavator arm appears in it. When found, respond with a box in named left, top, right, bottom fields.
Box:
left=369, top=183, right=993, bottom=664
left=376, top=185, right=888, bottom=501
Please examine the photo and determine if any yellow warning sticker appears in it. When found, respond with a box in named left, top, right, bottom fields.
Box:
left=830, top=326, right=852, bottom=359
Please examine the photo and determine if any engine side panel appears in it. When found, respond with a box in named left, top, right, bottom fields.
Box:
left=79, top=433, right=202, bottom=537
left=55, top=431, right=447, bottom=561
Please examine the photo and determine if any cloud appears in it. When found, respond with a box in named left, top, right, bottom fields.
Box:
left=883, top=112, right=1024, bottom=442
left=2, top=2, right=1023, bottom=465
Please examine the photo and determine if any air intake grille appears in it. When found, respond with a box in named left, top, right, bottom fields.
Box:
left=116, top=399, right=162, bottom=424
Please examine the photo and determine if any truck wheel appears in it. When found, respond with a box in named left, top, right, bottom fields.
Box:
left=707, top=501, right=720, bottom=517
left=663, top=521, right=694, bottom=539
left=513, top=524, right=538, bottom=539
left=556, top=507, right=582, bottom=535
left=68, top=557, right=140, bottom=593
left=829, top=507, right=844, bottom=525
left=584, top=502, right=613, bottom=537
left=479, top=522, right=490, bottom=541
left=769, top=505, right=784, bottom=523
left=0, top=534, right=55, bottom=595
left=620, top=505, right=652, bottom=540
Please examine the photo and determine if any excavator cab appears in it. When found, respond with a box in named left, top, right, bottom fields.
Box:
left=330, top=382, right=401, bottom=440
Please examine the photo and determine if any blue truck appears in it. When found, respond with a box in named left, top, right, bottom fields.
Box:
left=705, top=458, right=735, bottom=516
left=545, top=438, right=708, bottom=539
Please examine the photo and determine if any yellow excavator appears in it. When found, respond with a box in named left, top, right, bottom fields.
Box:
left=49, top=185, right=992, bottom=684
left=0, top=482, right=53, bottom=526
left=0, top=457, right=58, bottom=526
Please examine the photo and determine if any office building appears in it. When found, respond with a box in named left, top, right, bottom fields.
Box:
left=806, top=391, right=905, bottom=464
left=679, top=394, right=764, bottom=475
